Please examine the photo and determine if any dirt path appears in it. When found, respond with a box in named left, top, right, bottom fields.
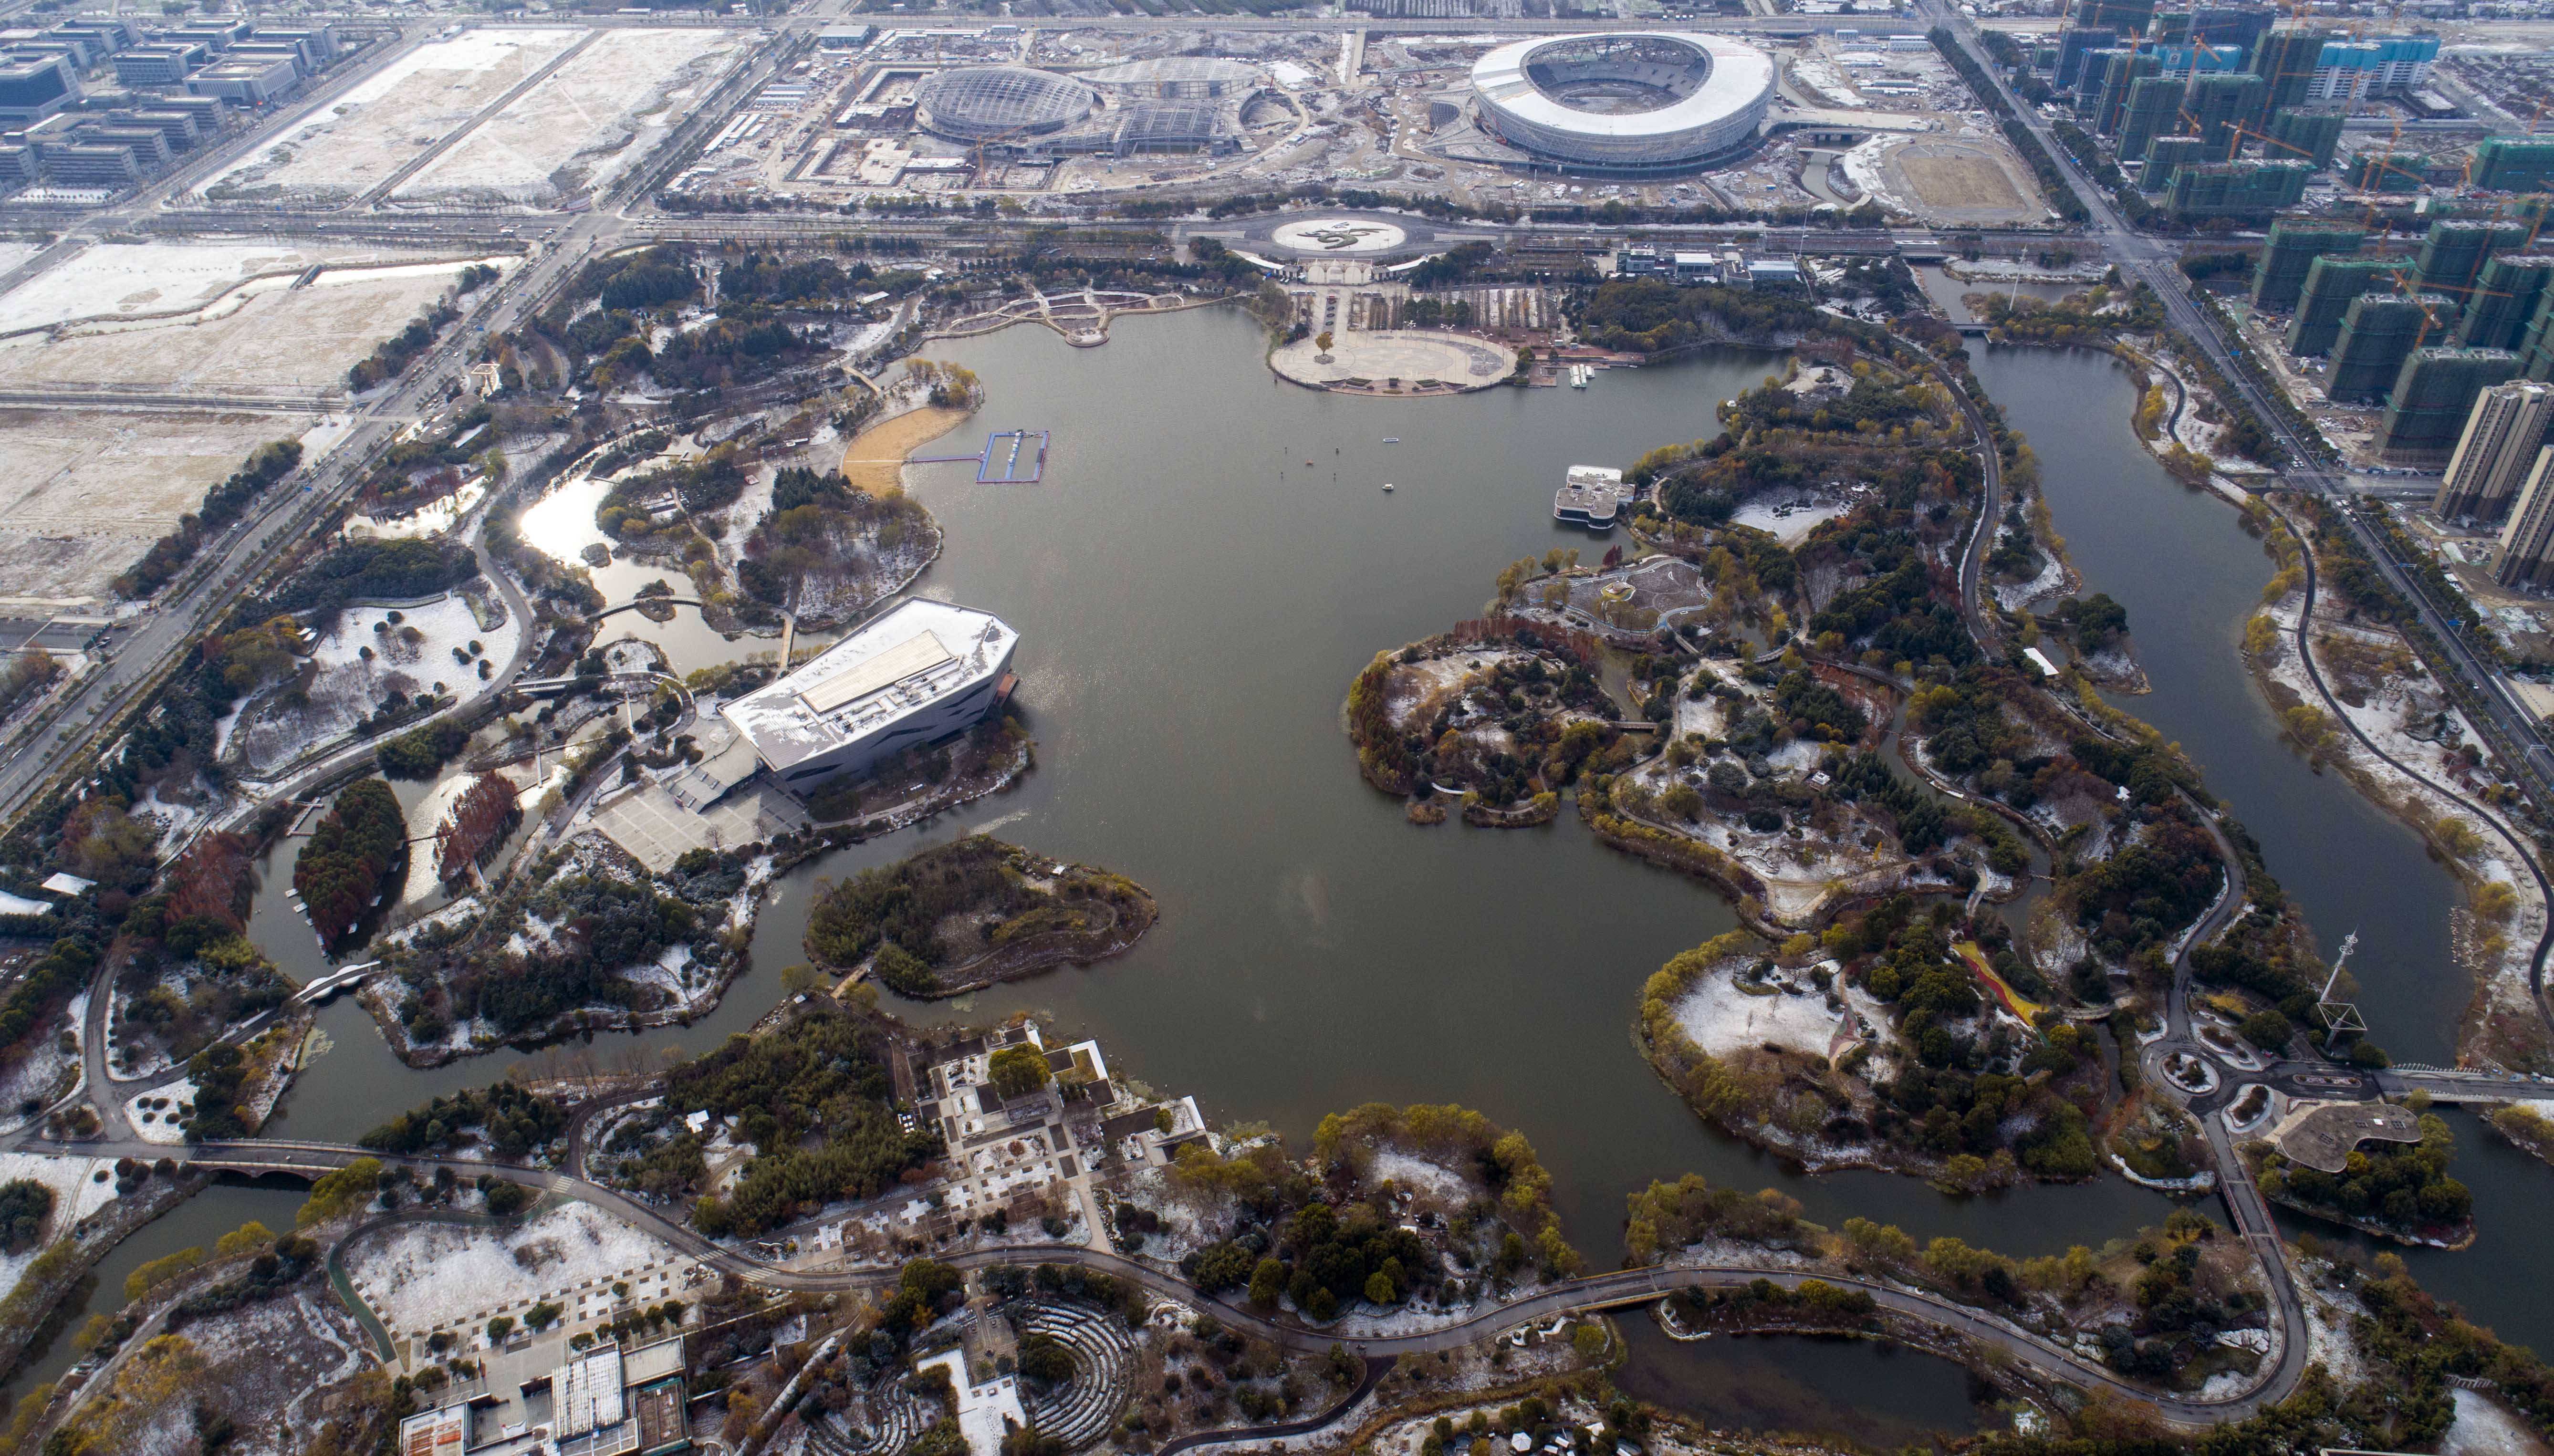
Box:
left=839, top=406, right=971, bottom=495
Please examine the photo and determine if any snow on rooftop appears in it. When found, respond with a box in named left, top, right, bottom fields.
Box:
left=722, top=599, right=1014, bottom=774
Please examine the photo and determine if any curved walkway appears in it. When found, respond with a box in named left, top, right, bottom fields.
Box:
left=2265, top=504, right=2554, bottom=1043
left=43, top=1131, right=2310, bottom=1428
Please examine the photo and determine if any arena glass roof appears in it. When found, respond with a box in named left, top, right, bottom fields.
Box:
left=1470, top=32, right=1775, bottom=144
left=915, top=65, right=1098, bottom=138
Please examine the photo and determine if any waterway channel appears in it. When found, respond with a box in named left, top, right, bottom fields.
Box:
left=63, top=303, right=2554, bottom=1414
left=1611, top=1317, right=1990, bottom=1449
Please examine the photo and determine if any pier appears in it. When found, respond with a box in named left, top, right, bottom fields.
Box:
left=912, top=429, right=1052, bottom=484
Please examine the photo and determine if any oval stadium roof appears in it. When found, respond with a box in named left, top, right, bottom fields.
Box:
left=1471, top=32, right=1774, bottom=153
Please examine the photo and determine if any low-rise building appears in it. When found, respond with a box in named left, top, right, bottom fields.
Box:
left=0, top=53, right=77, bottom=124
left=112, top=42, right=199, bottom=86
left=187, top=52, right=298, bottom=104
left=394, top=1335, right=690, bottom=1456
left=1554, top=464, right=1633, bottom=530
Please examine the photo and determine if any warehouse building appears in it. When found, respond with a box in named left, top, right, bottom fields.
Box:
left=722, top=599, right=1019, bottom=795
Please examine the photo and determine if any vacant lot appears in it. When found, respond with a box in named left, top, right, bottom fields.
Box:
left=204, top=28, right=586, bottom=203
left=0, top=260, right=496, bottom=396
left=1887, top=141, right=2041, bottom=224
left=396, top=28, right=745, bottom=205
left=0, top=410, right=313, bottom=606
left=0, top=241, right=401, bottom=336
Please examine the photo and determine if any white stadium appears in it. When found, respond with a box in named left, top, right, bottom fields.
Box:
left=1470, top=32, right=1776, bottom=172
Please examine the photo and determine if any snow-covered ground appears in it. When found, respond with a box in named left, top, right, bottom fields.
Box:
left=1729, top=493, right=1847, bottom=547
left=342, top=1200, right=689, bottom=1342
left=1994, top=550, right=2068, bottom=612
left=202, top=29, right=587, bottom=202
left=0, top=1150, right=119, bottom=1290
left=235, top=597, right=511, bottom=777
left=2256, top=588, right=2552, bottom=1049
left=395, top=29, right=744, bottom=204
left=1675, top=962, right=1871, bottom=1060
left=0, top=242, right=437, bottom=335
left=1366, top=1150, right=1470, bottom=1204
left=2444, top=1386, right=2552, bottom=1456
left=123, top=1077, right=197, bottom=1146
left=0, top=991, right=80, bottom=1135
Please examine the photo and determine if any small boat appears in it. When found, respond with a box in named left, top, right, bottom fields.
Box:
left=1383, top=437, right=1400, bottom=444
left=1382, top=482, right=1395, bottom=492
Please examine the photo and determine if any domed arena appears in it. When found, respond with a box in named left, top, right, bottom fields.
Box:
left=914, top=66, right=1101, bottom=143
left=1470, top=32, right=1775, bottom=171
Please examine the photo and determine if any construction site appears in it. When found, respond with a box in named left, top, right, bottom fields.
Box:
left=653, top=21, right=2033, bottom=220
left=193, top=25, right=748, bottom=210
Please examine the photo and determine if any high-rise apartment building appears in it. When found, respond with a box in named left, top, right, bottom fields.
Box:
left=2434, top=380, right=2554, bottom=522
left=2498, top=447, right=2554, bottom=588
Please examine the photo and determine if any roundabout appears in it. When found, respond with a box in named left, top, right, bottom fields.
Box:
left=1228, top=209, right=1460, bottom=262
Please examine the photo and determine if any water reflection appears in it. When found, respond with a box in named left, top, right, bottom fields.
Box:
left=2, top=1177, right=309, bottom=1405
left=1611, top=1314, right=1990, bottom=1450
left=265, top=311, right=2179, bottom=1266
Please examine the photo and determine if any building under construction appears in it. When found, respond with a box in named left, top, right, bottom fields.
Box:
left=2377, top=348, right=2524, bottom=464
left=2412, top=218, right=2535, bottom=309
left=2453, top=254, right=2554, bottom=353
left=2251, top=218, right=2364, bottom=310
left=2328, top=291, right=2454, bottom=402
left=2521, top=291, right=2554, bottom=383
left=2142, top=134, right=2210, bottom=190
left=2116, top=73, right=2179, bottom=160
left=2288, top=256, right=2401, bottom=355
left=2160, top=158, right=2309, bottom=219
left=2183, top=70, right=2266, bottom=157
left=2346, top=150, right=2427, bottom=192
left=2474, top=136, right=2554, bottom=195
left=2094, top=49, right=2159, bottom=135
left=2263, top=106, right=2344, bottom=170
left=2250, top=26, right=2332, bottom=125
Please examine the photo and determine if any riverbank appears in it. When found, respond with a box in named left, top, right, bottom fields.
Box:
left=2241, top=497, right=2553, bottom=1072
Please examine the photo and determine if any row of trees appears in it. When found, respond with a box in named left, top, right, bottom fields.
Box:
left=434, top=773, right=520, bottom=890
left=112, top=439, right=303, bottom=599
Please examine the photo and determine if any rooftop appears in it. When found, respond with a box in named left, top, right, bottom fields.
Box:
left=720, top=599, right=1016, bottom=775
